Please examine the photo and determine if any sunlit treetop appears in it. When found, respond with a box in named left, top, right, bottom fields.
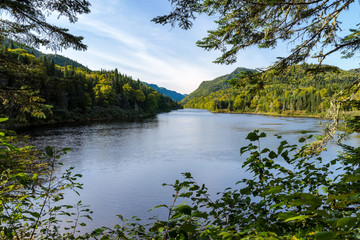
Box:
left=0, top=0, right=91, bottom=51
left=153, top=0, right=360, bottom=69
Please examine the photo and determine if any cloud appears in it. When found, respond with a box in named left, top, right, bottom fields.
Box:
left=39, top=0, right=360, bottom=94
left=64, top=14, right=223, bottom=93
left=43, top=0, right=290, bottom=93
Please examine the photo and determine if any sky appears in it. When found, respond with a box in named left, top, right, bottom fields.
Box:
left=42, top=0, right=360, bottom=94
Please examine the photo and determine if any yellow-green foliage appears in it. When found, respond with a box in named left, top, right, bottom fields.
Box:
left=0, top=45, right=182, bottom=123
left=184, top=65, right=359, bottom=115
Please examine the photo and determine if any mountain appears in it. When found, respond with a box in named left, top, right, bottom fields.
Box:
left=182, top=64, right=359, bottom=116
left=181, top=67, right=254, bottom=104
left=25, top=48, right=90, bottom=71
left=144, top=83, right=187, bottom=102
left=3, top=40, right=90, bottom=70
left=1, top=43, right=182, bottom=125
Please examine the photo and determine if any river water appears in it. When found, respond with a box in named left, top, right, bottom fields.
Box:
left=25, top=109, right=359, bottom=230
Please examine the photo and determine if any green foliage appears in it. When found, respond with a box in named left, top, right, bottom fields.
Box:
left=0, top=45, right=182, bottom=125
left=153, top=1, right=359, bottom=68
left=0, top=0, right=90, bottom=51
left=1, top=119, right=360, bottom=239
left=156, top=0, right=360, bottom=139
left=182, top=67, right=254, bottom=105
left=70, top=130, right=359, bottom=239
left=184, top=64, right=359, bottom=116
left=0, top=126, right=91, bottom=239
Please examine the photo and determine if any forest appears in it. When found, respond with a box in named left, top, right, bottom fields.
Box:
left=0, top=43, right=182, bottom=126
left=2, top=0, right=360, bottom=239
left=183, top=65, right=360, bottom=117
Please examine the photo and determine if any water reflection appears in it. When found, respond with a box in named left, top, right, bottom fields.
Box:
left=23, top=109, right=358, bottom=230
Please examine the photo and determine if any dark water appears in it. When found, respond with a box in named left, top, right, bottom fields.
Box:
left=25, top=109, right=359, bottom=230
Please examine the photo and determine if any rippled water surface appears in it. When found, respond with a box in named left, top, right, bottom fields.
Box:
left=25, top=109, right=359, bottom=229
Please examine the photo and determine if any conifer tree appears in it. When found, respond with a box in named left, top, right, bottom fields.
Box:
left=0, top=0, right=90, bottom=51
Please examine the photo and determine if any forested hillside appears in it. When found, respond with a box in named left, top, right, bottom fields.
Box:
left=143, top=82, right=187, bottom=101
left=182, top=67, right=254, bottom=105
left=0, top=44, right=182, bottom=125
left=183, top=65, right=360, bottom=116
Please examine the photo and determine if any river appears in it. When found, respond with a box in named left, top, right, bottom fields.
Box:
left=25, top=109, right=359, bottom=231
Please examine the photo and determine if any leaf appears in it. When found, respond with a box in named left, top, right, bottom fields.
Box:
left=268, top=151, right=278, bottom=159
left=173, top=204, right=192, bottom=215
left=343, top=174, right=360, bottom=183
left=263, top=186, right=283, bottom=196
left=91, top=227, right=107, bottom=236
left=0, top=118, right=8, bottom=123
left=45, top=146, right=54, bottom=157
left=314, top=231, right=335, bottom=240
left=148, top=204, right=168, bottom=212
left=32, top=174, right=38, bottom=181
left=183, top=172, right=192, bottom=178
left=278, top=212, right=297, bottom=220
left=284, top=215, right=312, bottom=222
left=247, top=131, right=259, bottom=141
left=299, top=137, right=306, bottom=143
left=192, top=210, right=208, bottom=218
left=335, top=217, right=356, bottom=228
left=182, top=223, right=196, bottom=233
left=179, top=192, right=193, bottom=198
left=28, top=211, right=41, bottom=218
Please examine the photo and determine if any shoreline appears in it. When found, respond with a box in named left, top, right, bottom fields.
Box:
left=1, top=108, right=176, bottom=131
left=208, top=109, right=327, bottom=119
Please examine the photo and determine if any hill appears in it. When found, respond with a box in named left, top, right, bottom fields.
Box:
left=181, top=67, right=254, bottom=104
left=143, top=83, right=186, bottom=101
left=22, top=47, right=90, bottom=71
left=3, top=40, right=90, bottom=70
left=0, top=44, right=182, bottom=125
left=183, top=65, right=360, bottom=116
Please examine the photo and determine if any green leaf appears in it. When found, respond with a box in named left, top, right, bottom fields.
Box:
left=0, top=118, right=8, bottom=123
left=278, top=212, right=297, bottom=220
left=179, top=192, right=193, bottom=198
left=343, top=174, right=360, bottom=183
left=263, top=186, right=283, bottom=196
left=335, top=217, right=357, bottom=228
left=45, top=146, right=54, bottom=157
left=284, top=215, right=312, bottom=222
left=192, top=210, right=208, bottom=218
left=91, top=227, right=107, bottom=236
left=173, top=204, right=192, bottom=215
left=314, top=231, right=335, bottom=240
left=148, top=204, right=168, bottom=212
left=268, top=151, right=277, bottom=159
left=299, top=137, right=306, bottom=143
left=28, top=211, right=41, bottom=218
left=182, top=223, right=196, bottom=233
left=32, top=174, right=38, bottom=181
left=246, top=130, right=265, bottom=141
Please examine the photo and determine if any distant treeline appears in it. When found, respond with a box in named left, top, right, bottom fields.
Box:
left=0, top=43, right=182, bottom=125
left=183, top=65, right=360, bottom=116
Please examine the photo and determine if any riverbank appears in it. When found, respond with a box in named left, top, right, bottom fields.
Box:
left=209, top=108, right=360, bottom=120
left=212, top=109, right=326, bottom=118
left=1, top=105, right=181, bottom=130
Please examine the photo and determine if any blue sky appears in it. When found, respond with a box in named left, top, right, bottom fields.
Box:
left=43, top=0, right=360, bottom=94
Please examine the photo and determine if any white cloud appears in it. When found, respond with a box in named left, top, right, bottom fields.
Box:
left=44, top=0, right=331, bottom=94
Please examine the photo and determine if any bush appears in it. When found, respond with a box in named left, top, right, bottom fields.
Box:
left=1, top=121, right=360, bottom=239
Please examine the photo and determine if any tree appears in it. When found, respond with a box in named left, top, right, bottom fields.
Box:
left=154, top=0, right=360, bottom=138
left=0, top=0, right=90, bottom=51
left=153, top=0, right=360, bottom=67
